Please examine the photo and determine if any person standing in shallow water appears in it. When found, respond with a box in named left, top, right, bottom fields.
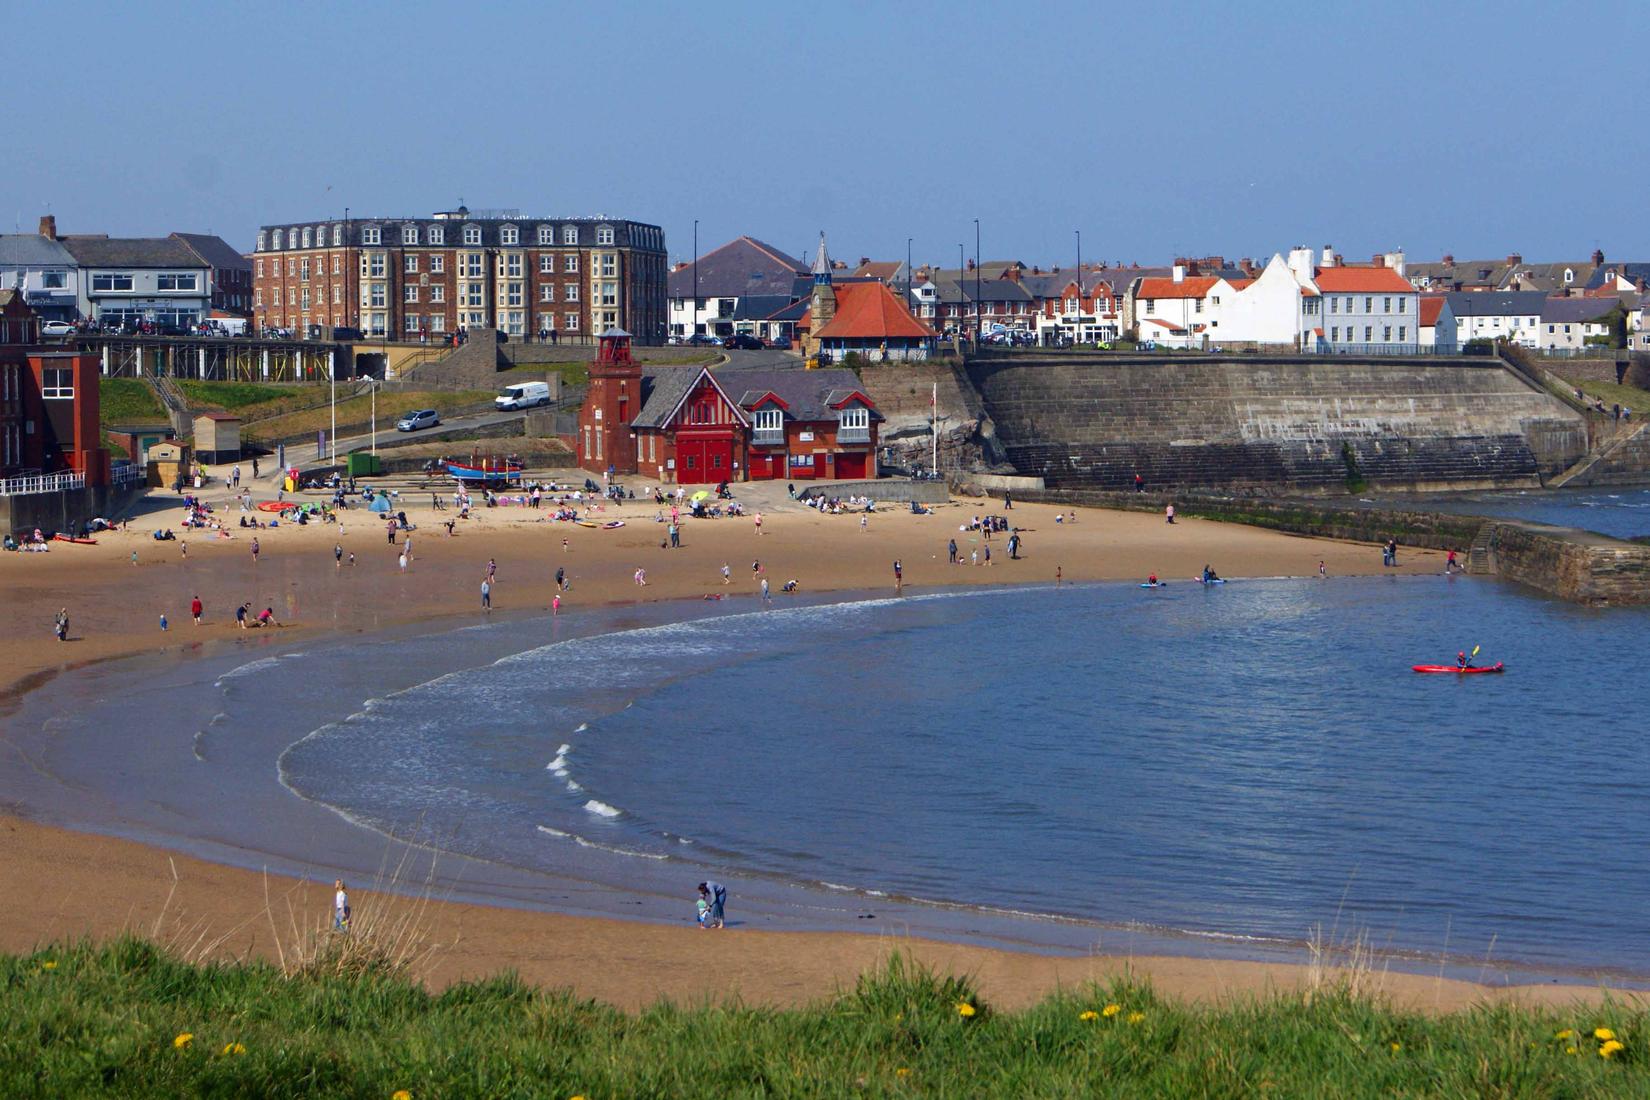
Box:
left=698, top=881, right=726, bottom=928
left=333, top=880, right=350, bottom=932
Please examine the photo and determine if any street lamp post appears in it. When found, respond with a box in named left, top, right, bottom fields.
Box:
left=692, top=219, right=698, bottom=338
left=906, top=237, right=913, bottom=305
left=957, top=243, right=965, bottom=345
left=370, top=378, right=377, bottom=457
left=1075, top=228, right=1082, bottom=345
left=974, top=218, right=981, bottom=344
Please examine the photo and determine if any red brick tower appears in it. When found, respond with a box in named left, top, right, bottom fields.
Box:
left=578, top=327, right=642, bottom=474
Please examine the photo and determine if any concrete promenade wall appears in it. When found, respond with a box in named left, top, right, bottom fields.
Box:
left=969, top=354, right=1587, bottom=494
left=796, top=479, right=949, bottom=504
left=2, top=484, right=148, bottom=536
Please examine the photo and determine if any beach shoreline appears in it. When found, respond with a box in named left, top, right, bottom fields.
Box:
left=7, top=481, right=1580, bottom=1013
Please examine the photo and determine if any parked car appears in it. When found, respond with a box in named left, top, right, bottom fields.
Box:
left=40, top=321, right=76, bottom=337
left=768, top=334, right=792, bottom=350
left=331, top=326, right=365, bottom=341
left=723, top=333, right=764, bottom=350
left=396, top=409, right=440, bottom=432
left=686, top=333, right=722, bottom=346
left=496, top=381, right=551, bottom=410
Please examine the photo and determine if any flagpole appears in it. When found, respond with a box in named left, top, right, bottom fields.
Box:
left=931, top=381, right=938, bottom=473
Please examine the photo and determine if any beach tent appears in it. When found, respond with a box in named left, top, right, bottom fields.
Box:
left=368, top=494, right=392, bottom=513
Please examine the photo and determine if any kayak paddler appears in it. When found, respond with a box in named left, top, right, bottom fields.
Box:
left=1457, top=650, right=1471, bottom=669
left=1148, top=573, right=1158, bottom=586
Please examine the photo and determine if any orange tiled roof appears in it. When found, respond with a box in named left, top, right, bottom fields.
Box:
left=812, top=281, right=936, bottom=340
left=1313, top=266, right=1413, bottom=293
left=1135, top=276, right=1220, bottom=299
left=1419, top=296, right=1446, bottom=327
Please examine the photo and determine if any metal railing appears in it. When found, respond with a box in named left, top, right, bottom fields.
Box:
left=111, top=463, right=148, bottom=487
left=751, top=429, right=786, bottom=446
left=0, top=470, right=85, bottom=496
left=837, top=426, right=871, bottom=443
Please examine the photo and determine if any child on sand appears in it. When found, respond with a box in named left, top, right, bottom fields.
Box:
left=696, top=896, right=712, bottom=928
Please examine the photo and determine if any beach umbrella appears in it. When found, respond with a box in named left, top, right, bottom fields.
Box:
left=690, top=490, right=712, bottom=502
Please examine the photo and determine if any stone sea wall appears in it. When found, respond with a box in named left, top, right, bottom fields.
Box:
left=1485, top=522, right=1650, bottom=606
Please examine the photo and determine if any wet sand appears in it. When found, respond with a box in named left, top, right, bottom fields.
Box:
left=1, top=480, right=1561, bottom=1013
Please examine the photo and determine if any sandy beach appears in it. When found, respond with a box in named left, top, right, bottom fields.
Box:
left=6, top=475, right=1591, bottom=1016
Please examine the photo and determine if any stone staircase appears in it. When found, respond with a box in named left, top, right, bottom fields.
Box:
left=1466, top=522, right=1496, bottom=574
left=144, top=370, right=192, bottom=435
left=1546, top=420, right=1650, bottom=489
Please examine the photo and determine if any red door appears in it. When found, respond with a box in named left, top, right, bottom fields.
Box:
left=706, top=440, right=731, bottom=481
left=679, top=441, right=706, bottom=483
left=835, top=451, right=867, bottom=479
left=812, top=453, right=827, bottom=479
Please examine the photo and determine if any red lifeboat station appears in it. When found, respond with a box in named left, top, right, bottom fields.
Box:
left=576, top=328, right=881, bottom=484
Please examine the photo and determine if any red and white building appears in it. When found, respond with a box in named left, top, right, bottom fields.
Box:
left=578, top=330, right=880, bottom=484
left=0, top=290, right=108, bottom=487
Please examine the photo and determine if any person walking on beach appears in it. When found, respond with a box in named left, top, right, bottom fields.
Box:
left=231, top=464, right=241, bottom=489
left=669, top=522, right=680, bottom=549
left=1165, top=503, right=1176, bottom=524
left=983, top=544, right=992, bottom=566
left=893, top=558, right=903, bottom=592
left=1318, top=559, right=1327, bottom=578
left=250, top=537, right=260, bottom=565
left=487, top=558, right=498, bottom=583
left=190, top=596, right=203, bottom=625
left=335, top=543, right=344, bottom=568
left=970, top=547, right=978, bottom=566
left=698, top=881, right=726, bottom=929
left=398, top=551, right=408, bottom=573
left=54, top=608, right=68, bottom=642
left=387, top=519, right=397, bottom=546
left=860, top=513, right=868, bottom=534
left=754, top=511, right=763, bottom=536
left=1056, top=564, right=1062, bottom=586
left=1008, top=532, right=1022, bottom=560
left=333, top=880, right=350, bottom=933
left=634, top=567, right=647, bottom=586
left=556, top=565, right=566, bottom=592
left=720, top=562, right=731, bottom=585
left=481, top=578, right=492, bottom=611
left=236, top=603, right=249, bottom=629
left=1446, top=548, right=1458, bottom=574
left=948, top=538, right=958, bottom=564
left=760, top=576, right=770, bottom=601
left=180, top=539, right=187, bottom=560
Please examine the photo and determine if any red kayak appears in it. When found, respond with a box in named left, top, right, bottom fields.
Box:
left=1412, top=663, right=1504, bottom=674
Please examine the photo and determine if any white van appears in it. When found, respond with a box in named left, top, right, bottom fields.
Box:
left=496, top=381, right=552, bottom=410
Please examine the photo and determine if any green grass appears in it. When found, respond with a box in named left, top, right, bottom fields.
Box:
left=175, top=380, right=296, bottom=411
left=3, top=943, right=1645, bottom=1098
left=1568, top=377, right=1648, bottom=415
left=240, top=389, right=493, bottom=443
left=98, top=379, right=165, bottom=425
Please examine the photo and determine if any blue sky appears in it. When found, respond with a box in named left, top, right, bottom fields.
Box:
left=2, top=1, right=1641, bottom=269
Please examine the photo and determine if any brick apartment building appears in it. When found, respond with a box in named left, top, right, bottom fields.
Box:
left=0, top=290, right=107, bottom=486
left=252, top=206, right=667, bottom=342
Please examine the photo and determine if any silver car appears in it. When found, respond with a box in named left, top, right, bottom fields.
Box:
left=396, top=409, right=440, bottom=432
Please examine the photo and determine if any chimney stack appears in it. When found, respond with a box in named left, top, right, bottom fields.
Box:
left=1506, top=253, right=1522, bottom=266
left=38, top=215, right=56, bottom=239
left=1442, top=253, right=1455, bottom=267
left=1172, top=263, right=1186, bottom=284
left=1592, top=249, right=1605, bottom=265
left=1321, top=245, right=1335, bottom=268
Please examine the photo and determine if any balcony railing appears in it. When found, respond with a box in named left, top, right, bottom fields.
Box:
left=0, top=470, right=85, bottom=497
left=752, top=429, right=786, bottom=446
left=112, top=463, right=148, bottom=487
left=837, top=426, right=871, bottom=444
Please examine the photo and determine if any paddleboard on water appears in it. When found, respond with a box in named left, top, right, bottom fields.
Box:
left=1195, top=577, right=1225, bottom=585
left=1140, top=582, right=1166, bottom=589
left=1412, top=663, right=1505, bottom=675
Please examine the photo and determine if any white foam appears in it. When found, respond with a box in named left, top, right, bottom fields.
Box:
left=535, top=824, right=666, bottom=861
left=583, top=799, right=621, bottom=818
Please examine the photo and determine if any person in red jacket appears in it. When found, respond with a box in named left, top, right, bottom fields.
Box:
left=190, top=596, right=203, bottom=625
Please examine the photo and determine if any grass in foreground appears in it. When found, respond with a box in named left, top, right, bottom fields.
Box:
left=2, top=943, right=1644, bottom=1098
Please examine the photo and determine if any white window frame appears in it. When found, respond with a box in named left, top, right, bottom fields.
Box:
left=537, top=225, right=553, bottom=245
left=840, top=405, right=870, bottom=431
left=405, top=254, right=419, bottom=273
left=564, top=255, right=579, bottom=273
left=539, top=255, right=555, bottom=273
left=562, top=226, right=578, bottom=245
left=361, top=226, right=381, bottom=245
left=596, top=225, right=615, bottom=245
left=428, top=226, right=444, bottom=246
left=430, top=255, right=445, bottom=274
left=501, top=225, right=519, bottom=245
left=463, top=224, right=482, bottom=245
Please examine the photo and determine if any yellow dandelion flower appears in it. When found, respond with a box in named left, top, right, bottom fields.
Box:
left=392, top=1092, right=413, bottom=1100
left=173, top=1033, right=193, bottom=1050
left=221, top=1042, right=246, bottom=1056
left=1566, top=1046, right=1578, bottom=1055
left=956, top=1002, right=976, bottom=1018
left=1101, top=1003, right=1121, bottom=1018
left=1555, top=1029, right=1574, bottom=1040
left=895, top=1067, right=911, bottom=1078
left=1600, top=1040, right=1625, bottom=1059
left=1594, top=1027, right=1616, bottom=1042
left=40, top=960, right=57, bottom=970
left=1127, top=1011, right=1145, bottom=1024
left=1389, top=1041, right=1401, bottom=1052
left=1079, top=1010, right=1100, bottom=1021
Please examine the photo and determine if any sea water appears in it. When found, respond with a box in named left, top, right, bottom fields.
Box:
left=8, top=577, right=1650, bottom=976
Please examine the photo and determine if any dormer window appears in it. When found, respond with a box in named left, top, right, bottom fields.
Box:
left=597, top=225, right=615, bottom=245
left=754, top=408, right=783, bottom=433
left=1564, top=268, right=1575, bottom=284
left=562, top=225, right=578, bottom=245
left=402, top=225, right=419, bottom=245
left=299, top=227, right=311, bottom=249
left=256, top=231, right=267, bottom=251
left=463, top=224, right=482, bottom=245
left=272, top=229, right=284, bottom=250
left=361, top=225, right=381, bottom=245
left=332, top=225, right=343, bottom=246
left=428, top=226, right=443, bottom=245
left=537, top=225, right=553, bottom=245
left=501, top=225, right=519, bottom=245
left=839, top=406, right=869, bottom=430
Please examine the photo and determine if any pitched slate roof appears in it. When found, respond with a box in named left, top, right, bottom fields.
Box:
left=1585, top=263, right=1650, bottom=291
left=171, top=233, right=252, bottom=272
left=1442, top=290, right=1548, bottom=318
left=630, top=367, right=749, bottom=429
left=1540, top=297, right=1617, bottom=324
left=813, top=281, right=935, bottom=341
left=60, top=237, right=205, bottom=269
left=665, top=236, right=807, bottom=298
left=1312, top=266, right=1413, bottom=293
left=848, top=261, right=901, bottom=282
left=725, top=367, right=882, bottom=422
left=0, top=234, right=76, bottom=266
left=1405, top=259, right=1513, bottom=290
